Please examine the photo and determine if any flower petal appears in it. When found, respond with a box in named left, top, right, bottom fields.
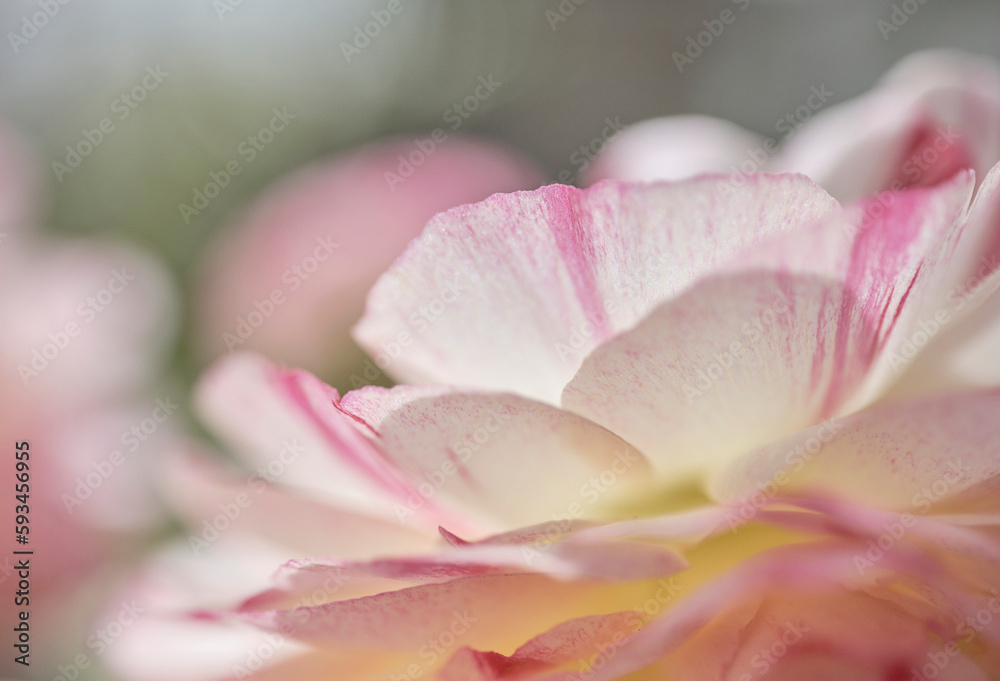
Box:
left=238, top=572, right=635, bottom=656
left=561, top=271, right=878, bottom=478
left=774, top=50, right=1000, bottom=201
left=194, top=353, right=455, bottom=532
left=711, top=388, right=1000, bottom=513
left=584, top=115, right=762, bottom=184
left=340, top=385, right=653, bottom=532
left=880, top=161, right=1000, bottom=397
left=195, top=135, right=543, bottom=379
left=354, top=175, right=838, bottom=403
left=164, top=448, right=436, bottom=560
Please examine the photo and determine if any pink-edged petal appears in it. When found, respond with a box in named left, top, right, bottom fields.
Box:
left=194, top=353, right=458, bottom=533
left=340, top=385, right=653, bottom=531
left=774, top=49, right=1000, bottom=202
left=561, top=270, right=878, bottom=478
left=195, top=135, right=543, bottom=379
left=583, top=115, right=762, bottom=185
left=258, top=533, right=685, bottom=595
left=106, top=543, right=405, bottom=681
left=437, top=612, right=641, bottom=681
left=164, top=448, right=436, bottom=560
left=710, top=171, right=978, bottom=409
left=882, top=161, right=1000, bottom=397
left=237, top=572, right=622, bottom=654
left=712, top=389, right=1000, bottom=514
left=103, top=534, right=307, bottom=681
left=533, top=542, right=983, bottom=681
left=354, top=175, right=838, bottom=403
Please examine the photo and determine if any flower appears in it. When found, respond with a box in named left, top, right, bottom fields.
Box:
left=195, top=136, right=544, bottom=384
left=587, top=49, right=1000, bottom=201
left=110, top=54, right=1000, bottom=680
left=588, top=48, right=1000, bottom=400
left=0, top=123, right=178, bottom=680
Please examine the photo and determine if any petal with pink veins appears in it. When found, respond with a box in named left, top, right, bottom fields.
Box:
left=164, top=448, right=437, bottom=560
left=236, top=572, right=635, bottom=655
left=712, top=388, right=1000, bottom=514
left=354, top=175, right=838, bottom=403
left=774, top=50, right=1000, bottom=202
left=195, top=353, right=459, bottom=532
left=340, top=385, right=654, bottom=532
left=561, top=271, right=878, bottom=478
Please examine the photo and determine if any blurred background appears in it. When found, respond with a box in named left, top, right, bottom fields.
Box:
left=2, top=0, right=999, bottom=392
left=1, top=0, right=999, bottom=678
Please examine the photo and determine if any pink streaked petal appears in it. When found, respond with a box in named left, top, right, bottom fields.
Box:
left=253, top=535, right=685, bottom=609
left=883, top=162, right=1000, bottom=397
left=339, top=385, right=653, bottom=531
left=774, top=50, right=1000, bottom=202
left=195, top=135, right=543, bottom=378
left=164, top=448, right=436, bottom=560
left=438, top=612, right=641, bottom=681
left=572, top=506, right=737, bottom=543
left=194, top=353, right=459, bottom=533
left=535, top=542, right=971, bottom=681
left=354, top=175, right=838, bottom=403
left=237, top=573, right=611, bottom=652
left=584, top=115, right=762, bottom=185
left=709, top=171, right=977, bottom=410
left=562, top=271, right=878, bottom=478
left=712, top=389, right=1000, bottom=513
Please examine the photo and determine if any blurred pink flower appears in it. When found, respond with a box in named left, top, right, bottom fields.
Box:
left=587, top=50, right=1000, bottom=200
left=110, top=141, right=1000, bottom=679
left=0, top=124, right=178, bottom=679
left=195, top=136, right=544, bottom=384
left=589, top=48, right=1000, bottom=400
